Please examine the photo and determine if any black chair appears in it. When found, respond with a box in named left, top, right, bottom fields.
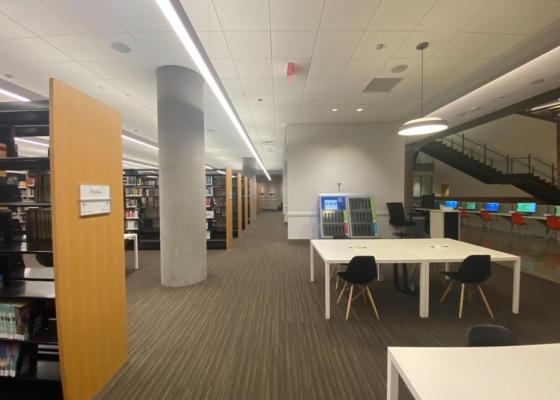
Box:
left=440, top=255, right=493, bottom=318
left=36, top=253, right=54, bottom=267
left=387, top=202, right=416, bottom=238
left=336, top=256, right=379, bottom=320
left=329, top=234, right=349, bottom=289
left=467, top=324, right=519, bottom=347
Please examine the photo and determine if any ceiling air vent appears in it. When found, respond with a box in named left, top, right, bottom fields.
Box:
left=362, top=78, right=403, bottom=93
left=262, top=141, right=275, bottom=145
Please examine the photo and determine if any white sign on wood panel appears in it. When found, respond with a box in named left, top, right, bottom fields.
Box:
left=79, top=185, right=111, bottom=216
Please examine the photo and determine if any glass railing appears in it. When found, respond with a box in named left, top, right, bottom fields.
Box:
left=436, top=133, right=557, bottom=185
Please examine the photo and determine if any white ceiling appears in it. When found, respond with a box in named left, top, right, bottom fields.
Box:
left=2, top=0, right=560, bottom=171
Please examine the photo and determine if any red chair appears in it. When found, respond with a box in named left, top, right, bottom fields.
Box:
left=545, top=215, right=560, bottom=242
left=480, top=210, right=496, bottom=231
left=459, top=208, right=470, bottom=227
left=510, top=212, right=529, bottom=236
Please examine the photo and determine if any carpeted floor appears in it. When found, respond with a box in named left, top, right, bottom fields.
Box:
left=95, top=211, right=560, bottom=400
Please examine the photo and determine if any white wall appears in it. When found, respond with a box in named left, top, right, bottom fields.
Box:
left=257, top=175, right=282, bottom=210
left=432, top=115, right=556, bottom=197
left=286, top=122, right=404, bottom=239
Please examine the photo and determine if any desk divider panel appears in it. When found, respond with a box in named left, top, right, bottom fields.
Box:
left=49, top=79, right=127, bottom=400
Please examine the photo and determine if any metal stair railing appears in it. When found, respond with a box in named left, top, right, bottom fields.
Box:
left=435, top=133, right=557, bottom=186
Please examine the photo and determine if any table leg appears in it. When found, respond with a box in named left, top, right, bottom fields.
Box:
left=387, top=353, right=399, bottom=400
left=377, top=263, right=384, bottom=281
left=419, top=262, right=430, bottom=318
left=444, top=262, right=450, bottom=280
left=325, top=261, right=330, bottom=319
left=133, top=234, right=139, bottom=270
left=513, top=258, right=520, bottom=313
left=310, top=242, right=314, bottom=282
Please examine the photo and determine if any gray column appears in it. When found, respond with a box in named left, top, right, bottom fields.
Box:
left=243, top=157, right=257, bottom=220
left=156, top=66, right=207, bottom=287
left=404, top=146, right=415, bottom=214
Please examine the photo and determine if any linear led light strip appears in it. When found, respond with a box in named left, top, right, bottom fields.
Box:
left=122, top=135, right=159, bottom=150
left=0, top=88, right=30, bottom=102
left=122, top=159, right=159, bottom=169
left=155, top=0, right=271, bottom=181
left=15, top=137, right=49, bottom=147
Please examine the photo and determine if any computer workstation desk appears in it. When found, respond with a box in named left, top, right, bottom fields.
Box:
left=310, top=238, right=520, bottom=319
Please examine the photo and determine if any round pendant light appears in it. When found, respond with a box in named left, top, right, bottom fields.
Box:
left=399, top=42, right=448, bottom=136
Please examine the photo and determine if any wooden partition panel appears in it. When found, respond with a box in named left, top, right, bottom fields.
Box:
left=226, top=167, right=233, bottom=249
left=50, top=79, right=127, bottom=400
left=236, top=173, right=242, bottom=236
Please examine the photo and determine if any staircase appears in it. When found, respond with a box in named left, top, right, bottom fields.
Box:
left=421, top=133, right=560, bottom=204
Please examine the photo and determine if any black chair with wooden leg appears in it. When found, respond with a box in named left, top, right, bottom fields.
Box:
left=439, top=255, right=494, bottom=318
left=329, top=234, right=349, bottom=290
left=467, top=324, right=519, bottom=347
left=336, top=256, right=379, bottom=321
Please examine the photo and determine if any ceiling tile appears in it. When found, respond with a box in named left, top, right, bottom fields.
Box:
left=240, top=79, right=273, bottom=93
left=320, top=0, right=381, bottom=31
left=208, top=32, right=232, bottom=59
left=376, top=58, right=420, bottom=78
left=270, top=0, right=323, bottom=30
left=213, top=0, right=270, bottom=31
left=328, top=92, right=358, bottom=104
left=132, top=32, right=197, bottom=70
left=274, top=93, right=303, bottom=106
left=392, top=31, right=454, bottom=59
left=234, top=59, right=272, bottom=79
left=88, top=32, right=157, bottom=63
left=110, top=80, right=155, bottom=95
left=368, top=0, right=437, bottom=31
left=249, top=104, right=274, bottom=115
left=212, top=59, right=239, bottom=79
left=0, top=0, right=78, bottom=36
left=333, top=79, right=371, bottom=93
left=271, top=31, right=316, bottom=59
left=303, top=79, right=339, bottom=93
left=44, top=35, right=112, bottom=61
left=43, top=0, right=125, bottom=34
left=507, top=1, right=560, bottom=36
left=353, top=31, right=410, bottom=59
left=301, top=93, right=331, bottom=106
left=0, top=38, right=72, bottom=64
left=447, top=58, right=489, bottom=78
left=117, top=57, right=158, bottom=80
left=307, top=59, right=349, bottom=79
left=0, top=13, right=34, bottom=40
left=99, top=0, right=172, bottom=32
left=342, top=59, right=386, bottom=79
left=65, top=79, right=124, bottom=95
left=80, top=60, right=137, bottom=80
left=312, top=31, right=363, bottom=59
left=415, top=0, right=493, bottom=32
left=432, top=32, right=497, bottom=59
left=225, top=31, right=271, bottom=59
left=473, top=34, right=527, bottom=60
left=352, top=92, right=388, bottom=104
left=462, top=0, right=546, bottom=34
left=272, top=59, right=311, bottom=79
left=274, top=78, right=306, bottom=94
left=422, top=58, right=463, bottom=77
left=141, top=79, right=157, bottom=92
left=220, top=78, right=244, bottom=94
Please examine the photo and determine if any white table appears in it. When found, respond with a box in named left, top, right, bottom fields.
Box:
left=387, top=343, right=560, bottom=399
left=310, top=238, right=520, bottom=318
left=124, top=233, right=139, bottom=270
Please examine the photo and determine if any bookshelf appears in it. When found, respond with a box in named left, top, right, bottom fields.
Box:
left=123, top=169, right=160, bottom=250
left=232, top=173, right=242, bottom=237
left=206, top=168, right=233, bottom=249
left=248, top=179, right=252, bottom=225
left=257, top=183, right=262, bottom=215
left=242, top=176, right=248, bottom=230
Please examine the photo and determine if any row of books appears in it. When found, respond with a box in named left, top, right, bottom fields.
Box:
left=123, top=176, right=158, bottom=186
left=30, top=173, right=50, bottom=203
left=125, top=210, right=139, bottom=219
left=0, top=343, right=30, bottom=377
left=141, top=197, right=158, bottom=207
left=124, top=188, right=159, bottom=197
left=0, top=301, right=32, bottom=340
left=125, top=221, right=138, bottom=230
left=125, top=198, right=139, bottom=208
left=26, top=209, right=52, bottom=240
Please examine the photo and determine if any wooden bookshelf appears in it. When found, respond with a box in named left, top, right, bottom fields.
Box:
left=242, top=176, right=248, bottom=230
left=206, top=168, right=233, bottom=249
left=123, top=169, right=160, bottom=250
left=232, top=173, right=242, bottom=237
left=248, top=179, right=252, bottom=225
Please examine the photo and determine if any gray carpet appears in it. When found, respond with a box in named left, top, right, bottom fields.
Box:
left=95, top=211, right=560, bottom=400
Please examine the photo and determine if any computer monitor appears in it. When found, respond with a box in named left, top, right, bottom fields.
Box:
left=555, top=206, right=560, bottom=216
left=465, top=202, right=476, bottom=210
left=516, top=202, right=536, bottom=213
left=485, top=202, right=499, bottom=212
left=444, top=200, right=458, bottom=209
left=421, top=194, right=436, bottom=209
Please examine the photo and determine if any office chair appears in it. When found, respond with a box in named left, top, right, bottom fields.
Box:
left=336, top=256, right=379, bottom=320
left=329, top=234, right=349, bottom=289
left=467, top=324, right=519, bottom=347
left=36, top=253, right=54, bottom=267
left=386, top=202, right=416, bottom=238
left=510, top=212, right=529, bottom=236
left=545, top=215, right=560, bottom=242
left=439, top=255, right=494, bottom=319
left=459, top=208, right=471, bottom=227
left=480, top=210, right=496, bottom=231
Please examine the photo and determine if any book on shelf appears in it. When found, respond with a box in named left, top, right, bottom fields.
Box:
left=27, top=173, right=50, bottom=203
left=125, top=198, right=139, bottom=208
left=125, top=220, right=138, bottom=230
left=25, top=209, right=52, bottom=240
left=125, top=210, right=139, bottom=219
left=0, top=301, right=32, bottom=340
left=0, top=342, right=28, bottom=377
left=205, top=230, right=210, bottom=239
left=206, top=210, right=214, bottom=219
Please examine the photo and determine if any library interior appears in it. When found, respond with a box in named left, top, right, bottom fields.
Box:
left=1, top=0, right=560, bottom=399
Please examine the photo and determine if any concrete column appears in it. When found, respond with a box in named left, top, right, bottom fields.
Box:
left=156, top=66, right=206, bottom=287
left=282, top=160, right=288, bottom=223
left=243, top=157, right=257, bottom=220
left=404, top=146, right=415, bottom=213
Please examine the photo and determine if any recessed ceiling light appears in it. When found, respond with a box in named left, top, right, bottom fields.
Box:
left=499, top=95, right=507, bottom=99
left=457, top=112, right=467, bottom=116
left=111, top=42, right=132, bottom=54
left=375, top=44, right=384, bottom=50
left=262, top=141, right=275, bottom=145
left=357, top=108, right=363, bottom=112
left=391, top=64, right=409, bottom=73
left=133, top=129, right=138, bottom=132
left=470, top=107, right=482, bottom=111
left=258, top=98, right=263, bottom=102
left=530, top=78, right=545, bottom=85
left=98, top=86, right=104, bottom=89
left=207, top=129, right=215, bottom=132
left=332, top=108, right=338, bottom=112
left=4, top=74, right=13, bottom=79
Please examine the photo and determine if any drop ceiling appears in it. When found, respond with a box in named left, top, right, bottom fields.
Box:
left=1, top=0, right=560, bottom=171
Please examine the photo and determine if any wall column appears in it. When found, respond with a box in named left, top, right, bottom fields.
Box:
left=243, top=157, right=257, bottom=220
left=156, top=65, right=206, bottom=287
left=404, top=146, right=415, bottom=213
